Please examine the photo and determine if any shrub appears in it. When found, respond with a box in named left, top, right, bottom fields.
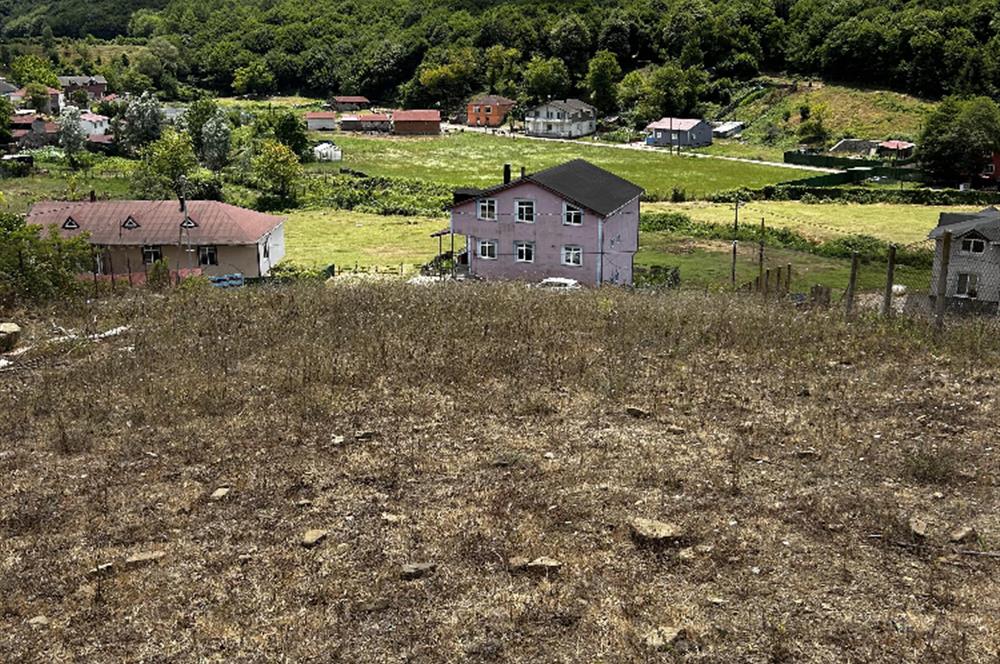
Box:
left=905, top=446, right=958, bottom=485
left=147, top=259, right=171, bottom=290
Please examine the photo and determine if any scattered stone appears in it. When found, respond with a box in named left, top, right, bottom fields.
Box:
left=525, top=557, right=562, bottom=575
left=665, top=424, right=686, bottom=435
left=643, top=626, right=684, bottom=651
left=27, top=615, right=49, bottom=628
left=909, top=516, right=928, bottom=538
left=381, top=512, right=405, bottom=524
left=629, top=518, right=685, bottom=546
left=678, top=547, right=696, bottom=561
left=706, top=596, right=727, bottom=606
left=355, top=431, right=375, bottom=442
left=932, top=491, right=945, bottom=500
left=0, top=322, right=21, bottom=353
left=949, top=526, right=976, bottom=544
left=694, top=544, right=714, bottom=555
left=295, top=499, right=313, bottom=507
left=209, top=487, right=231, bottom=501
left=626, top=406, right=651, bottom=419
left=508, top=556, right=531, bottom=572
left=401, top=562, right=436, bottom=580
left=795, top=448, right=821, bottom=459
left=301, top=529, right=329, bottom=548
left=124, top=550, right=166, bottom=568
left=543, top=452, right=556, bottom=460
left=330, top=434, right=346, bottom=445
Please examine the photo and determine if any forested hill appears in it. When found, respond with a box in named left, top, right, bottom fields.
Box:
left=4, top=0, right=1000, bottom=107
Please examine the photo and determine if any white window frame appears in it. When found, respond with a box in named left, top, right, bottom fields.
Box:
left=957, top=272, right=979, bottom=298
left=515, top=199, right=535, bottom=223
left=561, top=245, right=583, bottom=267
left=142, top=245, right=162, bottom=265
left=985, top=163, right=996, bottom=175
left=961, top=237, right=986, bottom=254
left=515, top=241, right=535, bottom=263
left=477, top=239, right=498, bottom=260
left=485, top=105, right=492, bottom=114
left=563, top=203, right=583, bottom=226
left=198, top=245, right=218, bottom=266
left=477, top=198, right=497, bottom=221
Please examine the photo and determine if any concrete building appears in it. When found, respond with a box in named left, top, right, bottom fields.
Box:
left=467, top=94, right=516, bottom=127
left=929, top=207, right=1000, bottom=311
left=644, top=118, right=713, bottom=148
left=449, top=160, right=643, bottom=286
left=27, top=200, right=285, bottom=278
left=524, top=100, right=596, bottom=138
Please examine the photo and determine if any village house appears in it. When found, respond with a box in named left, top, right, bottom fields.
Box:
left=338, top=113, right=391, bottom=132
left=392, top=109, right=441, bottom=135
left=467, top=94, right=516, bottom=127
left=877, top=140, right=915, bottom=160
left=27, top=200, right=286, bottom=278
left=448, top=159, right=643, bottom=286
left=305, top=111, right=337, bottom=131
left=11, top=113, right=59, bottom=147
left=79, top=111, right=110, bottom=135
left=524, top=99, right=596, bottom=139
left=929, top=207, right=1000, bottom=311
left=57, top=75, right=108, bottom=100
left=331, top=95, right=370, bottom=111
left=9, top=86, right=62, bottom=114
left=645, top=118, right=713, bottom=148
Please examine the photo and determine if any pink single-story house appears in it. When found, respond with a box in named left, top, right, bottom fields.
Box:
left=27, top=200, right=286, bottom=278
left=305, top=111, right=337, bottom=131
left=449, top=159, right=643, bottom=286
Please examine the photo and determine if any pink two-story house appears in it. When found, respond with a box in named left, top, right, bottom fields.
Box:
left=449, top=160, right=643, bottom=286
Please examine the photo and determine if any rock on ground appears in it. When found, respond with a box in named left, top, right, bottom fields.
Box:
left=301, top=529, right=329, bottom=548
left=0, top=323, right=21, bottom=353
left=629, top=518, right=686, bottom=546
left=401, top=562, right=436, bottom=580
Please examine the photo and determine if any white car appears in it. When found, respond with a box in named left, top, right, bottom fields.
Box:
left=535, top=277, right=582, bottom=291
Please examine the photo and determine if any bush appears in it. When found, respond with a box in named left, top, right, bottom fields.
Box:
left=0, top=213, right=92, bottom=306
left=147, top=259, right=171, bottom=290
left=905, top=446, right=958, bottom=485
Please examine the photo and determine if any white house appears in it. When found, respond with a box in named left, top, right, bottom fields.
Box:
left=79, top=112, right=110, bottom=135
left=524, top=99, right=596, bottom=139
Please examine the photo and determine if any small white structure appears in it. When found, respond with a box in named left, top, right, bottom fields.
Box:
left=712, top=121, right=744, bottom=138
left=313, top=142, right=342, bottom=162
left=79, top=112, right=110, bottom=135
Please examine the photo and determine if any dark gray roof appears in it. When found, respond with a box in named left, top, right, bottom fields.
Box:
left=0, top=79, right=16, bottom=94
left=930, top=207, right=1000, bottom=241
left=57, top=75, right=107, bottom=86
left=534, top=98, right=595, bottom=114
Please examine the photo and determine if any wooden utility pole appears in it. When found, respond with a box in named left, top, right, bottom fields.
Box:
left=758, top=218, right=765, bottom=283
left=935, top=232, right=952, bottom=333
left=845, top=252, right=860, bottom=316
left=881, top=244, right=897, bottom=317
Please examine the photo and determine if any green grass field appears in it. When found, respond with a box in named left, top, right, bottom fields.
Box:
left=325, top=132, right=812, bottom=198
left=1, top=171, right=132, bottom=214
left=283, top=208, right=451, bottom=271
left=645, top=201, right=977, bottom=245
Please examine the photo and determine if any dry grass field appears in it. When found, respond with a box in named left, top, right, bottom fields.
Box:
left=2, top=284, right=999, bottom=662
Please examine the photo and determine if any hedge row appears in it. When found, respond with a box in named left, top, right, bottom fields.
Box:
left=709, top=185, right=1000, bottom=206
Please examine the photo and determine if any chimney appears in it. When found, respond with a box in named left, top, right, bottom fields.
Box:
left=89, top=190, right=96, bottom=203
left=520, top=166, right=526, bottom=179
left=503, top=163, right=511, bottom=184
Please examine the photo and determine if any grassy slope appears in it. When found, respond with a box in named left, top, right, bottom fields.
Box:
left=1, top=171, right=133, bottom=214
left=329, top=132, right=811, bottom=198
left=2, top=285, right=997, bottom=662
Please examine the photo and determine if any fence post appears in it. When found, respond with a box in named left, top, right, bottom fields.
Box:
left=731, top=240, right=737, bottom=289
left=764, top=268, right=771, bottom=298
left=845, top=252, right=860, bottom=317
left=758, top=218, right=765, bottom=284
left=786, top=264, right=792, bottom=293
left=935, top=232, right=952, bottom=333
left=774, top=266, right=783, bottom=296
left=881, top=244, right=897, bottom=317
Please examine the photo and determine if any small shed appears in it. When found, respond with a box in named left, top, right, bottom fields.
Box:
left=712, top=121, right=744, bottom=138
left=313, top=142, right=342, bottom=162
left=306, top=111, right=337, bottom=131
left=332, top=96, right=371, bottom=111
left=392, top=110, right=441, bottom=135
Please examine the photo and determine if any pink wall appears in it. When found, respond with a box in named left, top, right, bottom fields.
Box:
left=450, top=181, right=639, bottom=286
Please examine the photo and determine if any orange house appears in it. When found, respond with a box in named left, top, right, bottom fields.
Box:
left=466, top=95, right=516, bottom=128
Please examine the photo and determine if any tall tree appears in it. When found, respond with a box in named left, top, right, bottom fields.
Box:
left=58, top=106, right=87, bottom=166
left=522, top=56, right=570, bottom=105
left=272, top=111, right=308, bottom=158
left=132, top=128, right=198, bottom=198
left=584, top=51, right=623, bottom=115
left=252, top=140, right=302, bottom=200
left=10, top=54, right=59, bottom=87
left=183, top=98, right=220, bottom=156
left=200, top=111, right=232, bottom=172
left=121, top=92, right=163, bottom=153
left=920, top=96, right=1000, bottom=182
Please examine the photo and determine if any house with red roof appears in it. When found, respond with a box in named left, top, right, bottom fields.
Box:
left=8, top=86, right=62, bottom=114
left=876, top=140, right=916, bottom=160
left=331, top=95, right=370, bottom=111
left=467, top=94, right=516, bottom=127
left=27, top=200, right=286, bottom=278
left=392, top=109, right=440, bottom=135
left=644, top=118, right=713, bottom=148
left=305, top=111, right=337, bottom=131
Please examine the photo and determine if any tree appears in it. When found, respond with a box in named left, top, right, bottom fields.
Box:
left=920, top=96, right=1000, bottom=182
left=183, top=98, right=220, bottom=155
left=122, top=92, right=163, bottom=153
left=484, top=45, right=520, bottom=97
left=0, top=212, right=92, bottom=305
left=132, top=128, right=198, bottom=198
left=24, top=83, right=52, bottom=113
left=522, top=56, right=570, bottom=105
left=69, top=89, right=90, bottom=108
left=252, top=140, right=302, bottom=199
left=233, top=59, right=275, bottom=97
left=58, top=106, right=87, bottom=166
left=583, top=51, right=623, bottom=115
left=272, top=111, right=308, bottom=158
left=548, top=14, right=591, bottom=76
left=0, top=97, right=13, bottom=145
left=10, top=54, right=59, bottom=87
left=201, top=111, right=232, bottom=171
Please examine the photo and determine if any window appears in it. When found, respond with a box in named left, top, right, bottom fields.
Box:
left=546, top=123, right=553, bottom=132
left=561, top=245, right=583, bottom=267
left=263, top=240, right=270, bottom=259
left=198, top=245, right=218, bottom=266
left=563, top=203, right=583, bottom=226
left=180, top=216, right=198, bottom=229
left=63, top=217, right=79, bottom=230
left=121, top=216, right=139, bottom=230
left=986, top=163, right=996, bottom=175
left=477, top=198, right=497, bottom=221
left=957, top=273, right=979, bottom=298
left=477, top=239, right=498, bottom=260
left=142, top=245, right=162, bottom=265
left=485, top=106, right=492, bottom=114
left=515, top=241, right=534, bottom=263
left=515, top=199, right=535, bottom=223
left=473, top=105, right=480, bottom=113
left=961, top=237, right=986, bottom=254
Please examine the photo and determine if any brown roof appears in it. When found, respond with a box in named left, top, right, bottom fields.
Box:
left=393, top=110, right=440, bottom=122
left=469, top=95, right=516, bottom=107
left=359, top=113, right=390, bottom=122
left=87, top=134, right=114, bottom=144
left=11, top=114, right=36, bottom=126
left=333, top=96, right=370, bottom=103
left=306, top=112, right=337, bottom=119
left=27, top=200, right=284, bottom=246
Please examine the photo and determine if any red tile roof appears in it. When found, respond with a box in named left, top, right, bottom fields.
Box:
left=880, top=140, right=915, bottom=150
left=87, top=134, right=114, bottom=144
left=10, top=114, right=36, bottom=126
left=393, top=110, right=440, bottom=122
left=359, top=113, right=390, bottom=122
left=27, top=200, right=284, bottom=246
left=306, top=112, right=337, bottom=119
left=333, top=96, right=370, bottom=104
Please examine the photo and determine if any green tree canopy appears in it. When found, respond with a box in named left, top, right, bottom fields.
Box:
left=252, top=140, right=302, bottom=200
left=10, top=54, right=59, bottom=87
left=920, top=96, right=1000, bottom=183
left=522, top=56, right=570, bottom=105
left=132, top=127, right=198, bottom=198
left=583, top=50, right=623, bottom=115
